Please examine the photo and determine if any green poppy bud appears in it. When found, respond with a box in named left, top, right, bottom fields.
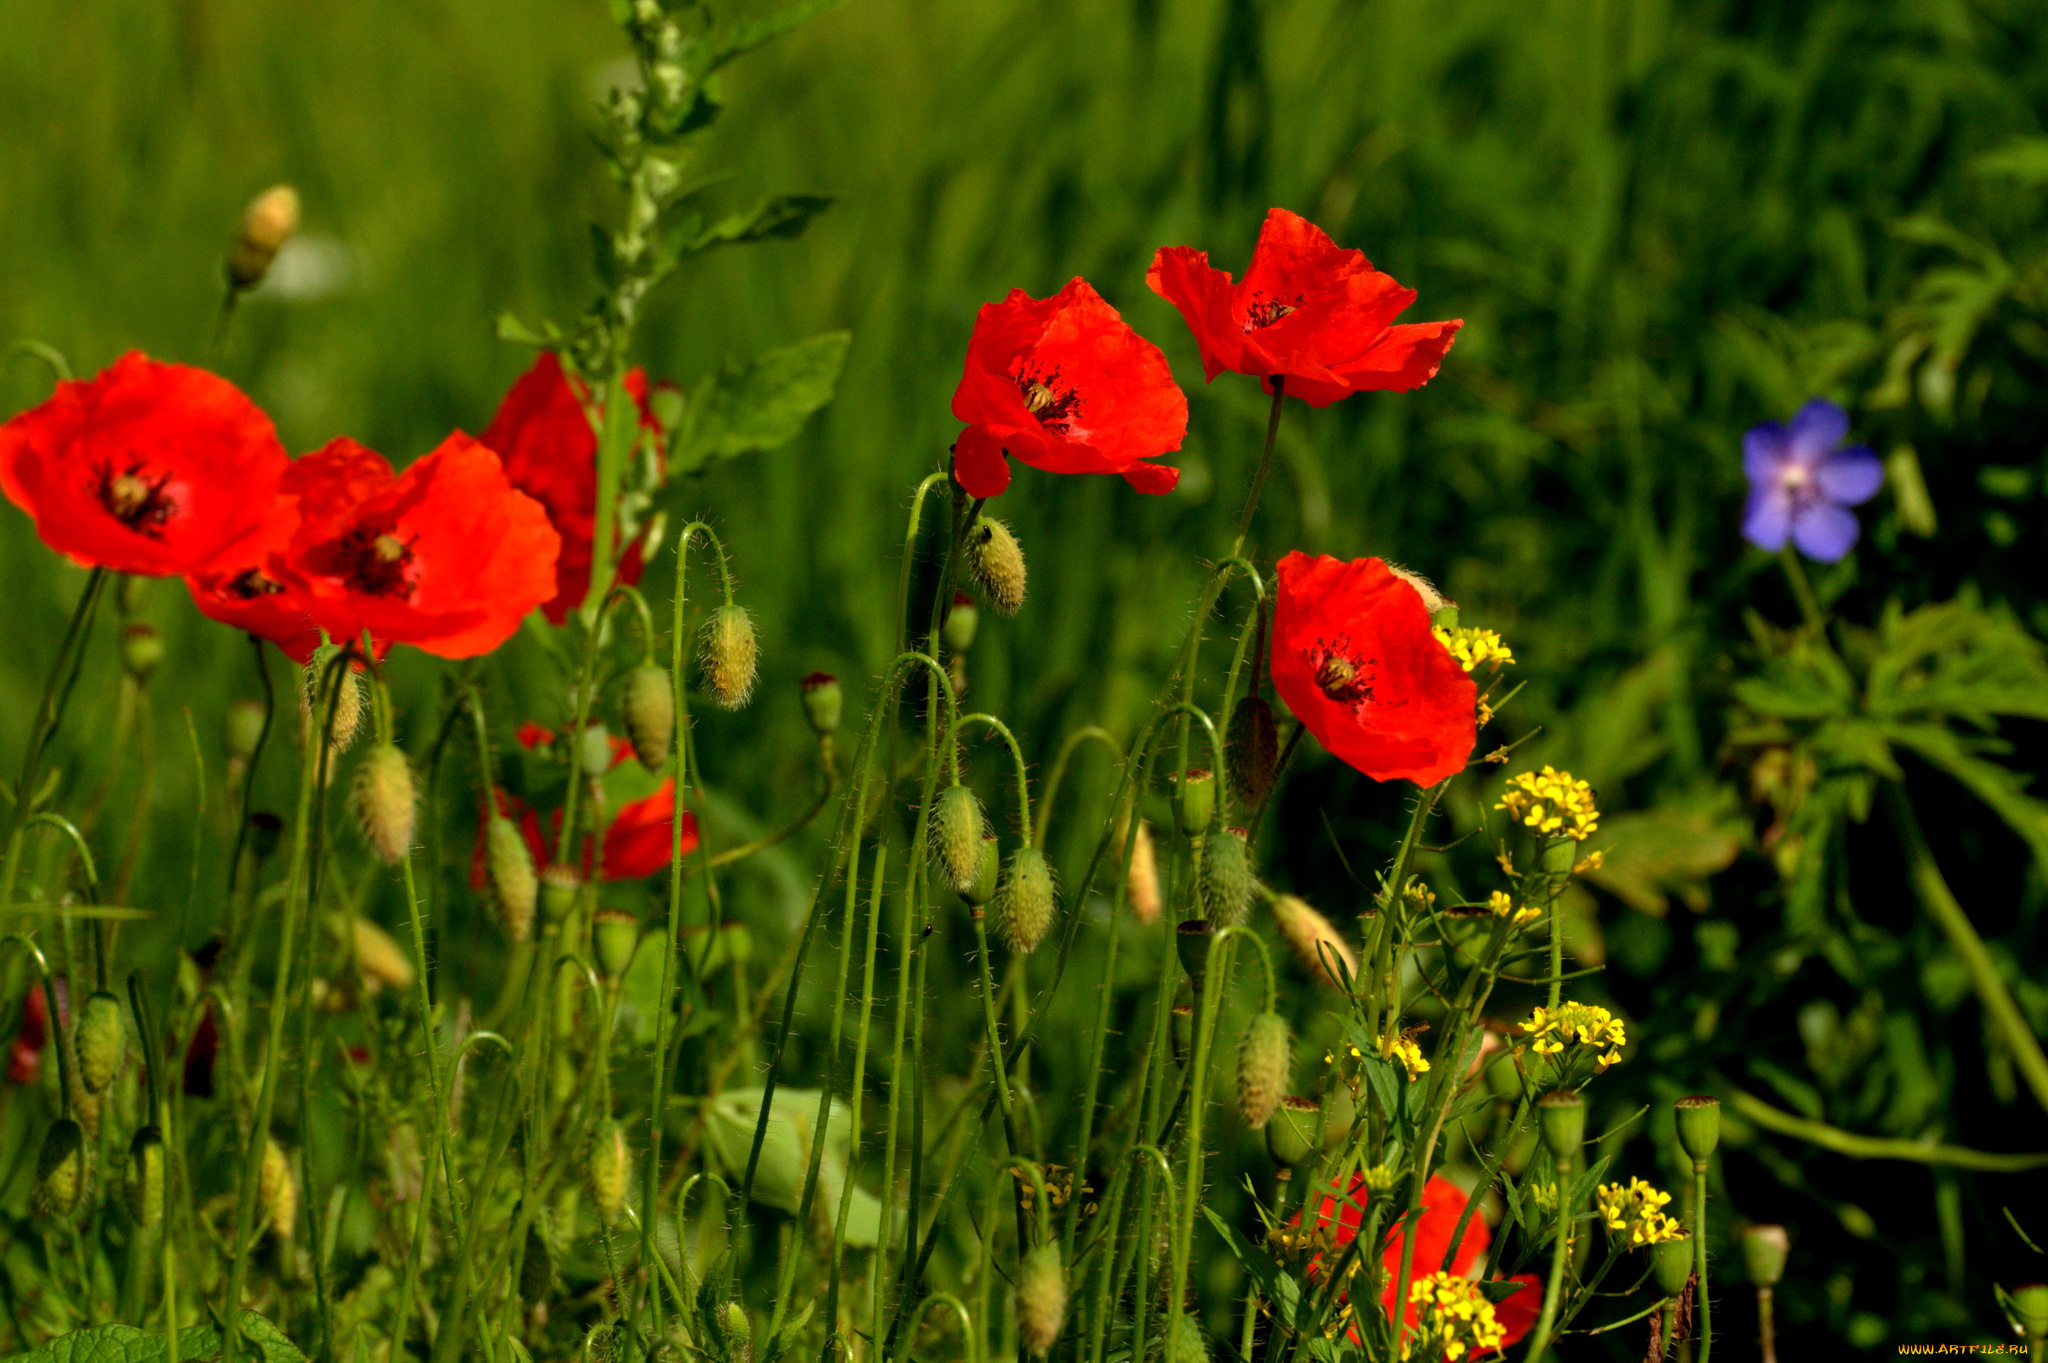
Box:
left=931, top=785, right=985, bottom=896
left=119, top=623, right=164, bottom=683
left=622, top=664, right=675, bottom=770
left=75, top=989, right=125, bottom=1095
left=1235, top=1012, right=1291, bottom=1128
left=1198, top=827, right=1254, bottom=928
left=2008, top=1284, right=2048, bottom=1343
left=963, top=832, right=1000, bottom=908
left=1266, top=1096, right=1320, bottom=1168
left=1538, top=1090, right=1584, bottom=1162
left=577, top=721, right=616, bottom=779
left=1742, top=1223, right=1788, bottom=1288
left=224, top=697, right=267, bottom=764
left=352, top=916, right=416, bottom=993
left=1018, top=1242, right=1067, bottom=1356
left=700, top=604, right=760, bottom=710
left=1175, top=768, right=1215, bottom=837
left=301, top=660, right=364, bottom=755
left=942, top=591, right=979, bottom=653
left=995, top=847, right=1057, bottom=953
left=592, top=908, right=639, bottom=981
left=1225, top=696, right=1279, bottom=810
left=590, top=1119, right=631, bottom=1223
left=1319, top=1085, right=1355, bottom=1151
left=260, top=1136, right=297, bottom=1240
left=519, top=1217, right=555, bottom=1306
left=799, top=672, right=843, bottom=735
left=964, top=516, right=1026, bottom=615
left=128, top=1125, right=165, bottom=1229
left=540, top=862, right=583, bottom=927
left=1651, top=1232, right=1694, bottom=1296
left=486, top=816, right=539, bottom=941
left=36, top=1118, right=86, bottom=1218
left=351, top=742, right=417, bottom=865
left=1175, top=918, right=1213, bottom=982
left=717, top=1301, right=753, bottom=1363
left=228, top=184, right=301, bottom=289
left=1674, top=1095, right=1721, bottom=1162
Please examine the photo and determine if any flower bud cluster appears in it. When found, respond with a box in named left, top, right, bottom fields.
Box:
left=1497, top=765, right=1600, bottom=841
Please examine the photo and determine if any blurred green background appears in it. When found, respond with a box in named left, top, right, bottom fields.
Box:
left=5, top=0, right=2048, bottom=1355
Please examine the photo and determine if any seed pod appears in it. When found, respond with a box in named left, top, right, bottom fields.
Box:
left=1266, top=1096, right=1320, bottom=1168
left=1175, top=919, right=1213, bottom=982
left=799, top=672, right=843, bottom=735
left=1537, top=1090, right=1584, bottom=1161
left=224, top=697, right=268, bottom=764
left=128, top=1125, right=166, bottom=1229
left=622, top=664, right=675, bottom=770
left=700, top=604, right=760, bottom=710
left=1123, top=818, right=1161, bottom=925
left=1674, top=1095, right=1721, bottom=1161
left=592, top=908, right=640, bottom=981
left=1741, top=1223, right=1788, bottom=1288
left=352, top=742, right=417, bottom=865
left=931, top=785, right=985, bottom=895
left=1175, top=768, right=1215, bottom=837
left=1269, top=894, right=1357, bottom=991
left=963, top=832, right=1000, bottom=908
left=717, top=1301, right=753, bottom=1363
left=540, top=862, right=583, bottom=926
left=942, top=591, right=980, bottom=653
left=1650, top=1232, right=1694, bottom=1296
left=120, top=623, right=164, bottom=683
left=228, top=184, right=301, bottom=289
left=260, top=1136, right=297, bottom=1240
left=1225, top=696, right=1279, bottom=810
left=1319, top=1085, right=1355, bottom=1151
left=519, top=1217, right=555, bottom=1305
left=994, top=848, right=1057, bottom=953
left=487, top=815, right=539, bottom=941
left=301, top=661, right=365, bottom=756
left=1017, top=1243, right=1068, bottom=1356
left=75, top=990, right=125, bottom=1094
left=36, top=1119, right=86, bottom=1217
left=352, top=916, right=417, bottom=993
left=964, top=517, right=1026, bottom=615
left=590, top=1119, right=631, bottom=1223
left=1235, top=1012, right=1290, bottom=1128
left=1197, top=827, right=1253, bottom=928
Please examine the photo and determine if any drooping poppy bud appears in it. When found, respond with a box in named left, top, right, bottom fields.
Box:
left=964, top=517, right=1026, bottom=615
left=228, top=185, right=301, bottom=290
left=994, top=847, right=1057, bottom=953
left=799, top=672, right=842, bottom=735
left=931, top=785, right=985, bottom=896
left=1175, top=768, right=1215, bottom=836
left=519, top=1217, right=555, bottom=1305
left=260, top=1136, right=297, bottom=1240
left=1197, top=827, right=1253, bottom=928
left=1538, top=1090, right=1584, bottom=1162
left=1266, top=1095, right=1320, bottom=1169
left=942, top=592, right=979, bottom=653
left=128, top=1125, right=166, bottom=1228
left=487, top=816, right=539, bottom=940
left=119, top=623, right=164, bottom=683
left=1235, top=1012, right=1290, bottom=1128
left=577, top=721, right=616, bottom=780
left=351, top=916, right=416, bottom=994
left=1225, top=696, right=1279, bottom=810
left=540, top=863, right=583, bottom=927
left=352, top=743, right=417, bottom=865
left=1017, top=1243, right=1068, bottom=1356
left=700, top=604, right=760, bottom=710
left=1269, top=894, right=1356, bottom=991
left=301, top=661, right=365, bottom=756
left=590, top=1119, right=631, bottom=1223
left=963, top=832, right=1000, bottom=908
left=1123, top=817, right=1161, bottom=925
left=75, top=990, right=125, bottom=1095
left=36, top=1118, right=86, bottom=1217
left=592, top=909, right=640, bottom=981
left=622, top=664, right=675, bottom=770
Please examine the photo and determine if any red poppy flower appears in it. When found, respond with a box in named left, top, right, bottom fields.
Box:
left=469, top=724, right=698, bottom=884
left=268, top=432, right=559, bottom=659
left=0, top=352, right=289, bottom=575
left=6, top=982, right=47, bottom=1085
left=951, top=277, right=1187, bottom=498
left=1147, top=209, right=1462, bottom=408
left=481, top=353, right=662, bottom=624
left=183, top=481, right=323, bottom=663
left=1270, top=552, right=1475, bottom=786
left=1301, top=1172, right=1542, bottom=1349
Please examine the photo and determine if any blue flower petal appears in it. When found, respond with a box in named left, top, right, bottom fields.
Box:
left=1742, top=485, right=1793, bottom=552
left=1742, top=422, right=1790, bottom=486
left=1787, top=399, right=1849, bottom=463
left=1791, top=501, right=1859, bottom=563
left=1816, top=446, right=1883, bottom=506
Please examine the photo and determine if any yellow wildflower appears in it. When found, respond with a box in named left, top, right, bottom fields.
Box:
left=1359, top=1163, right=1400, bottom=1194
left=1497, top=766, right=1601, bottom=841
left=1403, top=1273, right=1506, bottom=1361
left=1519, top=1002, right=1626, bottom=1071
left=1487, top=890, right=1542, bottom=928
left=1434, top=626, right=1516, bottom=674
left=1597, top=1178, right=1686, bottom=1247
left=1379, top=1031, right=1431, bottom=1082
left=1574, top=849, right=1607, bottom=875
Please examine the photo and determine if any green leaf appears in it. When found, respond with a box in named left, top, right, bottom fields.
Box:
left=1201, top=1206, right=1303, bottom=1329
left=688, top=194, right=834, bottom=252
left=710, top=0, right=848, bottom=71
left=3, top=1313, right=303, bottom=1363
left=494, top=312, right=561, bottom=347
left=1886, top=724, right=2048, bottom=876
left=669, top=331, right=851, bottom=475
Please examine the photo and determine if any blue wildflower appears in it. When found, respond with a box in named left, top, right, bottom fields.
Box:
left=1741, top=399, right=1883, bottom=563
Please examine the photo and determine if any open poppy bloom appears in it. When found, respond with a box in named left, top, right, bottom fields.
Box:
left=1147, top=209, right=1462, bottom=408
left=1271, top=552, right=1476, bottom=786
left=268, top=432, right=559, bottom=658
left=950, top=277, right=1187, bottom=498
left=0, top=352, right=289, bottom=575
left=481, top=352, right=662, bottom=624
left=1301, top=1172, right=1542, bottom=1352
left=183, top=483, right=324, bottom=663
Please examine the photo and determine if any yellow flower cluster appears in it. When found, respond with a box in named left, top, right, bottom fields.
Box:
left=1403, top=1273, right=1507, bottom=1362
left=1526, top=1178, right=1560, bottom=1217
left=1597, top=1178, right=1686, bottom=1247
left=1359, top=1162, right=1401, bottom=1194
left=1487, top=890, right=1543, bottom=927
left=1380, top=1032, right=1431, bottom=1082
left=1404, top=879, right=1437, bottom=911
left=1521, top=1002, right=1626, bottom=1071
left=1497, top=766, right=1600, bottom=841
left=1434, top=626, right=1516, bottom=674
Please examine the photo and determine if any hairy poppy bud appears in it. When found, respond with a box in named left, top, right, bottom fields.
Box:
left=717, top=1301, right=753, bottom=1363
left=228, top=184, right=301, bottom=289
left=799, top=672, right=843, bottom=735
left=1198, top=828, right=1253, bottom=928
left=519, top=1218, right=555, bottom=1305
left=590, top=1119, right=631, bottom=1223
left=75, top=990, right=125, bottom=1094
left=1742, top=1223, right=1788, bottom=1288
left=1675, top=1095, right=1721, bottom=1162
left=964, top=516, right=1026, bottom=615
left=931, top=785, right=985, bottom=896
left=592, top=909, right=639, bottom=981
left=1170, top=1002, right=1194, bottom=1066
left=301, top=663, right=364, bottom=756
left=540, top=862, right=583, bottom=927
left=1270, top=894, right=1357, bottom=991
left=963, top=832, right=1000, bottom=908
left=224, top=697, right=267, bottom=764
left=700, top=604, right=760, bottom=710
left=1235, top=1012, right=1290, bottom=1128
left=995, top=847, right=1057, bottom=953
left=622, top=665, right=674, bottom=770
left=36, top=1119, right=86, bottom=1217
left=1651, top=1232, right=1694, bottom=1296
left=352, top=742, right=417, bottom=865
left=1538, top=1090, right=1584, bottom=1162
left=943, top=591, right=979, bottom=653
left=260, top=1136, right=297, bottom=1240
left=487, top=816, right=539, bottom=940
left=1175, top=918, right=1213, bottom=982
left=1123, top=818, right=1161, bottom=925
left=1386, top=563, right=1447, bottom=616
left=119, top=623, right=164, bottom=683
left=1267, top=1096, right=1320, bottom=1168
left=352, top=916, right=416, bottom=993
left=1175, top=768, right=1215, bottom=837
left=128, top=1125, right=165, bottom=1228
left=577, top=721, right=616, bottom=779
left=1017, top=1243, right=1067, bottom=1356
left=1225, top=696, right=1279, bottom=810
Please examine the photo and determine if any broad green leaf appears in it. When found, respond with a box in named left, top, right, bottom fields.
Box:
left=1886, top=723, right=2048, bottom=875
left=688, top=195, right=834, bottom=253
left=3, top=1313, right=302, bottom=1363
left=1200, top=1205, right=1303, bottom=1329
left=494, top=312, right=561, bottom=347
left=669, top=331, right=851, bottom=475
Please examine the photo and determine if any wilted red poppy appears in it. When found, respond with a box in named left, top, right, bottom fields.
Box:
left=268, top=432, right=559, bottom=659
left=183, top=483, right=323, bottom=663
left=0, top=352, right=289, bottom=575
left=951, top=277, right=1187, bottom=498
left=1270, top=552, right=1475, bottom=785
left=1301, top=1172, right=1542, bottom=1348
left=481, top=353, right=661, bottom=624
left=1147, top=209, right=1462, bottom=407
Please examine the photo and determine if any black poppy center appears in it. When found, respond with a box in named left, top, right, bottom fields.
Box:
left=1244, top=292, right=1305, bottom=332
left=1310, top=638, right=1376, bottom=708
left=227, top=568, right=285, bottom=600
left=1012, top=362, right=1083, bottom=436
left=92, top=457, right=178, bottom=537
left=334, top=523, right=416, bottom=599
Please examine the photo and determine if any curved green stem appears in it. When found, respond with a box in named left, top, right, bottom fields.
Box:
left=1232, top=380, right=1287, bottom=554
left=1033, top=726, right=1121, bottom=851
left=0, top=568, right=108, bottom=912
left=950, top=713, right=1033, bottom=845
left=1721, top=1085, right=2048, bottom=1169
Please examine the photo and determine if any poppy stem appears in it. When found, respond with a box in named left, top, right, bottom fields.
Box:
left=0, top=567, right=108, bottom=913
left=1232, top=379, right=1287, bottom=554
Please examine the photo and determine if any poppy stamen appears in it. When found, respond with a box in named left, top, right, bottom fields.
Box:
left=1243, top=292, right=1304, bottom=332
left=1310, top=638, right=1377, bottom=708
left=226, top=568, right=285, bottom=599
left=1012, top=362, right=1083, bottom=435
left=333, top=523, right=418, bottom=599
left=92, top=458, right=178, bottom=537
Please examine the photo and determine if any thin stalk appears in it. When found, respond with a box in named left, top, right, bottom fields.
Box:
left=1231, top=380, right=1287, bottom=554
left=824, top=847, right=890, bottom=1336
left=0, top=568, right=109, bottom=910
left=1519, top=1207, right=1575, bottom=1363
left=1693, top=1158, right=1712, bottom=1363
